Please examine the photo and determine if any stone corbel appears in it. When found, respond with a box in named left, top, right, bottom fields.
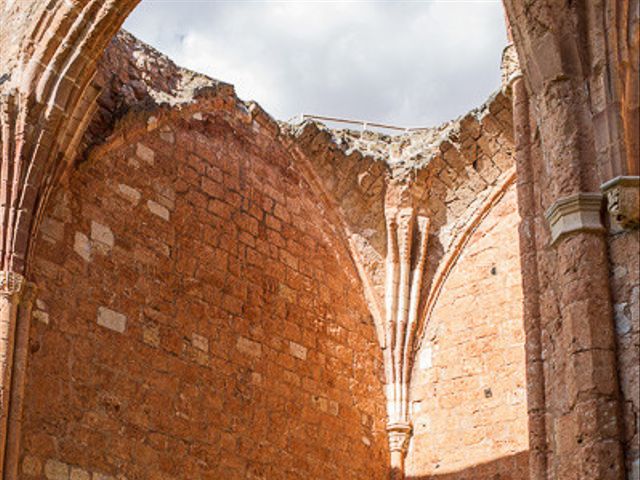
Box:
left=544, top=193, right=605, bottom=245
left=601, top=176, right=640, bottom=231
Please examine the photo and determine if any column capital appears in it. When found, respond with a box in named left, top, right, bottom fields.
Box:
left=501, top=43, right=522, bottom=92
left=544, top=192, right=605, bottom=245
left=387, top=422, right=412, bottom=454
left=601, top=176, right=640, bottom=231
left=0, top=271, right=25, bottom=298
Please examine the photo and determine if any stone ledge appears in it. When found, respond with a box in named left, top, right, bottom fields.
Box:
left=601, top=176, right=640, bottom=231
left=545, top=193, right=604, bottom=245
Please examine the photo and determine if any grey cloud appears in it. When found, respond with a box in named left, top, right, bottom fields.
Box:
left=124, top=0, right=507, bottom=127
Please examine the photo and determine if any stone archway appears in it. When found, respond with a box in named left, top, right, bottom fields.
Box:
left=1, top=1, right=638, bottom=479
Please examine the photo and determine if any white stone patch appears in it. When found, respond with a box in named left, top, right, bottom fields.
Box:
left=33, top=310, right=50, bottom=325
left=154, top=184, right=176, bottom=210
left=70, top=467, right=91, bottom=480
left=419, top=345, right=433, bottom=370
left=40, top=217, right=64, bottom=243
left=612, top=265, right=628, bottom=279
left=237, top=336, right=262, bottom=357
left=91, top=221, right=114, bottom=248
left=192, top=333, right=209, bottom=352
left=147, top=115, right=158, bottom=131
left=74, top=232, right=91, bottom=261
left=289, top=341, right=307, bottom=360
left=44, top=459, right=68, bottom=480
left=361, top=436, right=371, bottom=446
left=147, top=200, right=170, bottom=221
left=117, top=184, right=141, bottom=205
left=92, top=473, right=116, bottom=480
left=97, top=307, right=127, bottom=333
left=136, top=142, right=155, bottom=165
left=614, top=302, right=631, bottom=335
left=143, top=323, right=160, bottom=348
left=33, top=298, right=50, bottom=324
left=192, top=112, right=204, bottom=121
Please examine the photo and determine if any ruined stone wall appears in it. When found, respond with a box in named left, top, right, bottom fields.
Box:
left=406, top=185, right=528, bottom=479
left=288, top=87, right=529, bottom=479
left=1, top=2, right=637, bottom=478
left=17, top=98, right=389, bottom=479
left=609, top=228, right=640, bottom=479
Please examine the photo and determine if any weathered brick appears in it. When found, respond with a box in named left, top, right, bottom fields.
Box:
left=70, top=468, right=90, bottom=480
left=97, top=307, right=127, bottom=333
left=91, top=221, right=114, bottom=248
left=147, top=200, right=170, bottom=220
left=136, top=142, right=155, bottom=164
left=44, top=459, right=69, bottom=480
left=22, top=456, right=42, bottom=476
left=289, top=341, right=308, bottom=360
left=73, top=232, right=91, bottom=261
left=40, top=217, right=64, bottom=243
left=117, top=184, right=141, bottom=204
left=236, top=336, right=262, bottom=357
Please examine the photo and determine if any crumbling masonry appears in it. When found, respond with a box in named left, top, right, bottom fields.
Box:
left=0, top=1, right=638, bottom=480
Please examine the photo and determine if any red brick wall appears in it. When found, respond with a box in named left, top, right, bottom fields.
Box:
left=19, top=107, right=389, bottom=479
left=406, top=185, right=529, bottom=479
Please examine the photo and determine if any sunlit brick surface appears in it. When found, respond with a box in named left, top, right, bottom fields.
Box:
left=406, top=187, right=528, bottom=479
left=22, top=108, right=389, bottom=479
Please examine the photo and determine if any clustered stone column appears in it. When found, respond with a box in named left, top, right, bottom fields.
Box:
left=382, top=181, right=429, bottom=478
left=0, top=271, right=24, bottom=477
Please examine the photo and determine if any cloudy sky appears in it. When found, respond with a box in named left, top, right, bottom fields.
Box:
left=124, top=1, right=507, bottom=128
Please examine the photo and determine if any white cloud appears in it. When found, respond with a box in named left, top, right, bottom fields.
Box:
left=124, top=0, right=507, bottom=127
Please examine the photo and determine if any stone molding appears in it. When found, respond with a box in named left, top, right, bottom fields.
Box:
left=0, top=271, right=25, bottom=298
left=601, top=176, right=640, bottom=231
left=381, top=182, right=430, bottom=475
left=544, top=193, right=605, bottom=245
left=386, top=422, right=412, bottom=454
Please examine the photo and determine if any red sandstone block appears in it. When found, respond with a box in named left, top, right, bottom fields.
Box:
left=207, top=198, right=231, bottom=219
left=205, top=164, right=223, bottom=183
left=201, top=177, right=224, bottom=198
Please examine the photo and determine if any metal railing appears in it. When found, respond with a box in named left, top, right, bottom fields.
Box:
left=290, top=114, right=431, bottom=133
